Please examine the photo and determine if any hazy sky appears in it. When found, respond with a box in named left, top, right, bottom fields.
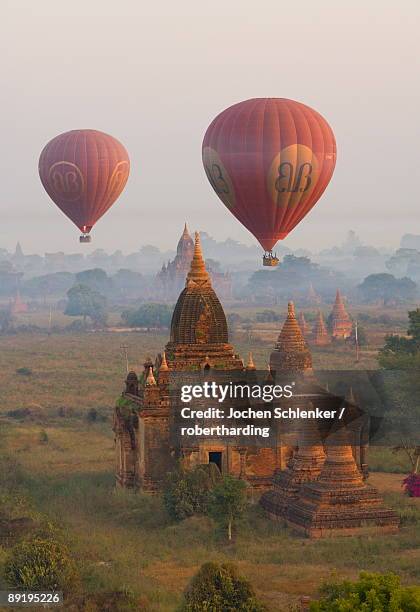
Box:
left=2, top=1, right=419, bottom=255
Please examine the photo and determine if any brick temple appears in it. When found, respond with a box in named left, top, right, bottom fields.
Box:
left=329, top=289, right=352, bottom=339
left=156, top=224, right=232, bottom=301
left=298, top=312, right=311, bottom=339
left=312, top=310, right=330, bottom=346
left=113, top=235, right=371, bottom=503
left=283, top=425, right=399, bottom=538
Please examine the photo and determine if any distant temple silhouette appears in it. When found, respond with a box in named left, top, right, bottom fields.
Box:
left=10, top=290, right=28, bottom=314
left=330, top=289, right=352, bottom=339
left=156, top=224, right=232, bottom=301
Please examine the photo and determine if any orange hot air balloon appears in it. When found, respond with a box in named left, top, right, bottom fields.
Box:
left=39, top=129, right=130, bottom=242
left=202, top=98, right=336, bottom=265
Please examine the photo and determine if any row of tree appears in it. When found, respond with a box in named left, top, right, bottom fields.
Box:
left=245, top=256, right=418, bottom=305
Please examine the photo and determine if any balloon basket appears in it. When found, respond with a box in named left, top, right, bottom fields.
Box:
left=80, top=235, right=92, bottom=244
left=263, top=252, right=279, bottom=267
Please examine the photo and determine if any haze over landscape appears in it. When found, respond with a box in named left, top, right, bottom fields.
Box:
left=3, top=1, right=419, bottom=254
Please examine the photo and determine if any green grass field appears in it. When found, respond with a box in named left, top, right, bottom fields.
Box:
left=0, top=312, right=418, bottom=610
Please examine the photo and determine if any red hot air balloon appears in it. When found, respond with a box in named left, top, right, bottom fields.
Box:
left=39, top=129, right=130, bottom=242
left=202, top=98, right=336, bottom=266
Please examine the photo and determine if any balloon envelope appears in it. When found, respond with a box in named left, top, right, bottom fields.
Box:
left=202, top=98, right=336, bottom=251
left=39, top=129, right=130, bottom=235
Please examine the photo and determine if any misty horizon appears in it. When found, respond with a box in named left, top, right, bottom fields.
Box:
left=0, top=227, right=407, bottom=258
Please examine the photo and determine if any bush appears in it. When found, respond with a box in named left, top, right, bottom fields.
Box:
left=255, top=310, right=280, bottom=323
left=164, top=464, right=221, bottom=521
left=65, top=319, right=85, bottom=332
left=403, top=473, right=420, bottom=497
left=180, top=562, right=265, bottom=611
left=6, top=408, right=33, bottom=420
left=16, top=367, right=32, bottom=376
left=86, top=408, right=98, bottom=423
left=310, top=571, right=420, bottom=611
left=38, top=430, right=49, bottom=444
left=346, top=323, right=368, bottom=347
left=4, top=537, right=79, bottom=592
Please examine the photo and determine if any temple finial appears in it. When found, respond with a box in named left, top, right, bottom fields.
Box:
left=146, top=367, right=156, bottom=386
left=160, top=352, right=169, bottom=371
left=246, top=352, right=256, bottom=370
left=186, top=232, right=211, bottom=286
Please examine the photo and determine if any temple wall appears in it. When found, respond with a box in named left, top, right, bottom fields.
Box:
left=141, top=416, right=173, bottom=492
left=116, top=426, right=138, bottom=488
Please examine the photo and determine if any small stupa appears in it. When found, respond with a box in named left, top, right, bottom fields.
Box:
left=330, top=289, right=352, bottom=339
left=285, top=426, right=400, bottom=538
left=261, top=415, right=326, bottom=520
left=270, top=302, right=312, bottom=374
left=298, top=312, right=311, bottom=338
left=11, top=290, right=28, bottom=314
left=312, top=311, right=330, bottom=346
left=307, top=283, right=321, bottom=305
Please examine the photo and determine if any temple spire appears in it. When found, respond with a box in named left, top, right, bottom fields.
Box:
left=160, top=352, right=169, bottom=371
left=186, top=232, right=211, bottom=286
left=246, top=352, right=256, bottom=370
left=146, top=366, right=157, bottom=386
left=312, top=310, right=330, bottom=345
left=270, top=301, right=313, bottom=373
left=298, top=311, right=310, bottom=337
left=330, top=288, right=352, bottom=339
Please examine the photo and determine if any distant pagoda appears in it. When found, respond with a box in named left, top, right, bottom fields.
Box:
left=285, top=426, right=399, bottom=538
left=312, top=311, right=330, bottom=346
left=270, top=302, right=312, bottom=374
left=156, top=224, right=232, bottom=301
left=11, top=290, right=28, bottom=314
left=298, top=312, right=311, bottom=338
left=330, top=289, right=352, bottom=339
left=307, top=282, right=321, bottom=305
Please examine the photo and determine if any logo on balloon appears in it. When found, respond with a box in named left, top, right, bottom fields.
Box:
left=268, top=145, right=319, bottom=207
left=108, top=160, right=130, bottom=196
left=48, top=162, right=84, bottom=202
left=202, top=147, right=235, bottom=210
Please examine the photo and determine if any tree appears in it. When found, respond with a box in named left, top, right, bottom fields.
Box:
left=4, top=537, right=79, bottom=592
left=23, top=272, right=75, bottom=299
left=207, top=475, right=247, bottom=541
left=75, top=268, right=112, bottom=294
left=310, top=571, right=420, bottom=611
left=379, top=308, right=420, bottom=366
left=407, top=308, right=420, bottom=346
left=164, top=464, right=221, bottom=521
left=112, top=269, right=144, bottom=297
left=65, top=284, right=108, bottom=327
left=245, top=255, right=343, bottom=301
left=256, top=310, right=280, bottom=323
left=121, top=303, right=173, bottom=329
left=358, top=273, right=417, bottom=305
left=0, top=309, right=14, bottom=333
left=180, top=562, right=266, bottom=612
left=346, top=323, right=368, bottom=347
